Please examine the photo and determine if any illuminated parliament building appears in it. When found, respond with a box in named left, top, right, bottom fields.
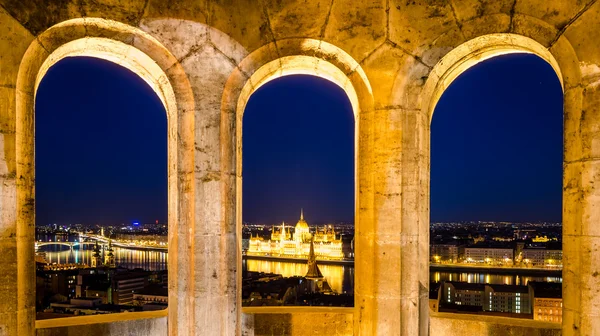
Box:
left=247, top=210, right=344, bottom=260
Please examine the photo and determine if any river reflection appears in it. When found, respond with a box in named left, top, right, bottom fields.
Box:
left=37, top=233, right=168, bottom=271
left=430, top=271, right=562, bottom=285
left=242, top=259, right=354, bottom=294
left=38, top=245, right=168, bottom=272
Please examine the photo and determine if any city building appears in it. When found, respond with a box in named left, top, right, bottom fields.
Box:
left=247, top=210, right=344, bottom=260
left=36, top=269, right=78, bottom=309
left=464, top=247, right=514, bottom=265
left=104, top=240, right=116, bottom=268
left=111, top=271, right=149, bottom=305
left=133, top=285, right=168, bottom=311
left=75, top=271, right=107, bottom=299
left=77, top=269, right=149, bottom=305
left=91, top=241, right=102, bottom=268
left=442, top=282, right=485, bottom=308
left=441, top=282, right=531, bottom=314
left=487, top=284, right=530, bottom=314
left=529, top=281, right=562, bottom=323
left=85, top=283, right=111, bottom=304
left=522, top=248, right=563, bottom=267
left=430, top=244, right=462, bottom=263
left=304, top=237, right=332, bottom=294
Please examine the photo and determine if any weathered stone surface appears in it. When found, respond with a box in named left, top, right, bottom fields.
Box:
left=143, top=0, right=208, bottom=24
left=563, top=1, right=600, bottom=68
left=0, top=8, right=33, bottom=87
left=35, top=311, right=167, bottom=336
left=389, top=0, right=460, bottom=56
left=244, top=308, right=354, bottom=336
left=510, top=14, right=558, bottom=47
left=450, top=0, right=515, bottom=22
left=264, top=0, right=331, bottom=40
left=515, top=0, right=594, bottom=32
left=460, top=14, right=512, bottom=41
left=241, top=309, right=563, bottom=336
left=0, top=0, right=147, bottom=35
left=140, top=19, right=208, bottom=62
left=321, top=0, right=387, bottom=63
left=207, top=0, right=273, bottom=55
left=359, top=43, right=410, bottom=110
left=430, top=312, right=561, bottom=336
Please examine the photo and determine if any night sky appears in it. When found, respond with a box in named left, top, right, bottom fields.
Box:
left=431, top=53, right=563, bottom=222
left=35, top=53, right=562, bottom=226
left=242, top=76, right=354, bottom=225
left=35, top=57, right=167, bottom=226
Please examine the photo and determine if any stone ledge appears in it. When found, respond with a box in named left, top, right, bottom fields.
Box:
left=242, top=306, right=354, bottom=336
left=35, top=309, right=167, bottom=336
left=242, top=306, right=354, bottom=314
left=33, top=308, right=563, bottom=336
left=431, top=312, right=561, bottom=335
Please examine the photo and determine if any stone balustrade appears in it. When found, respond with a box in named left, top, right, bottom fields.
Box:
left=35, top=309, right=561, bottom=336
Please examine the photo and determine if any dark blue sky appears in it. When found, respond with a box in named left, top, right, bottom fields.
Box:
left=431, top=53, right=563, bottom=222
left=35, top=57, right=167, bottom=226
left=242, top=76, right=354, bottom=224
left=35, top=53, right=562, bottom=226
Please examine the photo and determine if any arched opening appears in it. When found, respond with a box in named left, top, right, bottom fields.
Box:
left=13, top=19, right=194, bottom=333
left=34, top=56, right=168, bottom=317
left=241, top=75, right=355, bottom=306
left=429, top=53, right=563, bottom=319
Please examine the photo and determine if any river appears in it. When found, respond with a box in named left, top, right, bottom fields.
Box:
left=37, top=234, right=562, bottom=294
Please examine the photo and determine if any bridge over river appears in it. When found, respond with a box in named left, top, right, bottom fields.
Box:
left=35, top=241, right=97, bottom=250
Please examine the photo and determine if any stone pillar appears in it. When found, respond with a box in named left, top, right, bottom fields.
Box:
left=562, top=84, right=600, bottom=335
left=140, top=19, right=246, bottom=336
left=356, top=105, right=428, bottom=335
left=0, top=7, right=35, bottom=336
left=0, top=87, right=20, bottom=336
left=400, top=107, right=430, bottom=336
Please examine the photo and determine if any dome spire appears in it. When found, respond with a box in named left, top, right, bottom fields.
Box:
left=300, top=208, right=304, bottom=221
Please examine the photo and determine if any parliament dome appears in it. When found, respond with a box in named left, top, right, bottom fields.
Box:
left=295, top=209, right=309, bottom=230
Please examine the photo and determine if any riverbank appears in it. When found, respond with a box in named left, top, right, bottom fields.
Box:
left=430, top=264, right=562, bottom=276
left=243, top=254, right=354, bottom=265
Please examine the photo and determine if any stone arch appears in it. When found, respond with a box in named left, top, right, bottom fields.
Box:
left=422, top=33, right=567, bottom=121
left=15, top=18, right=195, bottom=335
left=221, top=37, right=374, bottom=333
left=418, top=33, right=586, bottom=336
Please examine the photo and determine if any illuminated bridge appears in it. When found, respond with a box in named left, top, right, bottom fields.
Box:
left=80, top=234, right=168, bottom=251
left=35, top=241, right=97, bottom=250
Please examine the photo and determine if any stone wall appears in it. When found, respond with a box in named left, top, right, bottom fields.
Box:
left=35, top=310, right=562, bottom=336
left=430, top=312, right=561, bottom=336
left=242, top=307, right=354, bottom=336
left=35, top=311, right=167, bottom=336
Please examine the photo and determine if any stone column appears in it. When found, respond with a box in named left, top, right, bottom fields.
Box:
left=140, top=19, right=246, bottom=336
left=0, top=7, right=35, bottom=336
left=400, top=107, right=430, bottom=336
left=0, top=87, right=20, bottom=336
left=356, top=105, right=428, bottom=335
left=562, top=84, right=600, bottom=335
left=355, top=41, right=431, bottom=334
